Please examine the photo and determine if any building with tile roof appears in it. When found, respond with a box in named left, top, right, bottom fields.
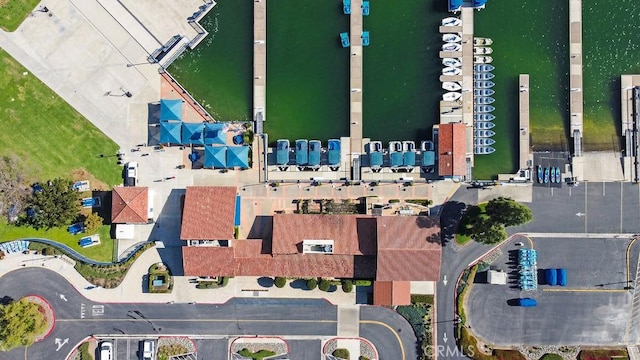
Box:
left=111, top=186, right=149, bottom=224
left=373, top=281, right=412, bottom=306
left=437, top=123, right=467, bottom=178
left=180, top=186, right=237, bottom=241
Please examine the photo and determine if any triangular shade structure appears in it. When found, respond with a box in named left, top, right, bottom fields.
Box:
left=204, top=123, right=226, bottom=145
left=160, top=99, right=183, bottom=121
left=204, top=146, right=227, bottom=168
left=227, top=146, right=249, bottom=169
left=181, top=122, right=205, bottom=145
left=160, top=121, right=182, bottom=144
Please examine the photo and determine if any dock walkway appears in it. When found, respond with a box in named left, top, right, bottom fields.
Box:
left=519, top=75, right=532, bottom=170
left=349, top=0, right=364, bottom=176
left=569, top=0, right=584, bottom=179
left=253, top=0, right=266, bottom=135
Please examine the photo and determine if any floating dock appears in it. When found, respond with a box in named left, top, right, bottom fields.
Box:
left=621, top=75, right=640, bottom=182
left=569, top=0, right=584, bottom=179
left=518, top=74, right=532, bottom=170
left=253, top=0, right=266, bottom=135
left=349, top=0, right=364, bottom=178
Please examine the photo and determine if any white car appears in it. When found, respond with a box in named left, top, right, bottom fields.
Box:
left=125, top=161, right=138, bottom=186
left=142, top=340, right=155, bottom=360
left=100, top=342, right=113, bottom=360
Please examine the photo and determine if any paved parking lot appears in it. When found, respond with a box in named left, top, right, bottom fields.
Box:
left=466, top=237, right=638, bottom=346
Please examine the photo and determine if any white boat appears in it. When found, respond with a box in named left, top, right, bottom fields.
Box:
left=442, top=17, right=461, bottom=26
left=474, top=47, right=493, bottom=55
left=421, top=140, right=434, bottom=151
left=402, top=141, right=416, bottom=152
left=474, top=72, right=495, bottom=80
left=474, top=64, right=495, bottom=72
left=474, top=37, right=493, bottom=46
left=474, top=138, right=495, bottom=146
left=475, top=113, right=496, bottom=122
left=475, top=121, right=495, bottom=129
left=442, top=67, right=462, bottom=76
left=474, top=56, right=493, bottom=64
left=442, top=81, right=462, bottom=91
left=369, top=141, right=382, bottom=153
left=442, top=43, right=462, bottom=52
left=474, top=97, right=495, bottom=104
left=443, top=92, right=462, bottom=101
left=475, top=129, right=495, bottom=137
left=442, top=57, right=462, bottom=67
left=443, top=34, right=462, bottom=43
left=474, top=81, right=495, bottom=89
left=474, top=88, right=495, bottom=97
left=474, top=146, right=496, bottom=154
left=474, top=105, right=495, bottom=113
left=389, top=141, right=402, bottom=153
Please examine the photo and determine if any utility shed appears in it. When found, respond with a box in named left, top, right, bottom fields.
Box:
left=488, top=270, right=507, bottom=285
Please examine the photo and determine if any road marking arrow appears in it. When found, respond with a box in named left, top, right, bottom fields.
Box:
left=443, top=333, right=448, bottom=343
left=576, top=212, right=586, bottom=217
left=442, top=275, right=448, bottom=286
left=54, top=338, right=69, bottom=351
left=59, top=294, right=67, bottom=302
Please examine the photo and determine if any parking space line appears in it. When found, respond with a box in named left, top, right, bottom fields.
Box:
left=542, top=288, right=627, bottom=293
left=585, top=182, right=588, bottom=233
left=621, top=182, right=624, bottom=233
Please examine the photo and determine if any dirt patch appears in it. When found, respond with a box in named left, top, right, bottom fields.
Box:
left=72, top=169, right=109, bottom=190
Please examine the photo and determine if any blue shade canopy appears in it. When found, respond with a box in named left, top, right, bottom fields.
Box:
left=276, top=140, right=290, bottom=165
left=204, top=123, right=226, bottom=145
left=160, top=121, right=182, bottom=144
left=370, top=152, right=383, bottom=167
left=403, top=151, right=416, bottom=166
left=308, top=140, right=321, bottom=167
left=295, top=140, right=308, bottom=166
left=227, top=146, right=249, bottom=169
left=449, top=0, right=462, bottom=11
left=160, top=99, right=183, bottom=121
left=390, top=152, right=403, bottom=167
left=328, top=139, right=341, bottom=165
left=181, top=122, right=205, bottom=145
left=204, top=145, right=226, bottom=168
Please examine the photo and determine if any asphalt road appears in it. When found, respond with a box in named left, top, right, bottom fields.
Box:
left=0, top=268, right=414, bottom=360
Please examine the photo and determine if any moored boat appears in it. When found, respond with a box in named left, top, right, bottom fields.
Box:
left=340, top=32, right=350, bottom=48
left=442, top=81, right=462, bottom=91
left=442, top=17, right=462, bottom=26
left=537, top=165, right=543, bottom=183
left=474, top=138, right=495, bottom=146
left=389, top=141, right=402, bottom=153
left=402, top=141, right=416, bottom=152
left=544, top=167, right=550, bottom=184
left=474, top=37, right=493, bottom=46
left=361, top=31, right=370, bottom=46
left=369, top=141, right=382, bottom=153
left=442, top=67, right=462, bottom=76
left=474, top=97, right=495, bottom=105
left=442, top=57, right=462, bottom=67
left=474, top=146, right=496, bottom=155
left=442, top=43, right=462, bottom=52
left=474, top=105, right=495, bottom=113
left=555, top=167, right=561, bottom=183
left=474, top=72, right=495, bottom=80
left=475, top=129, right=495, bottom=138
left=474, top=56, right=493, bottom=64
left=474, top=81, right=495, bottom=89
left=421, top=140, right=434, bottom=151
left=475, top=113, right=496, bottom=122
left=475, top=121, right=495, bottom=130
left=474, top=47, right=493, bottom=55
left=474, top=88, right=495, bottom=97
left=443, top=34, right=462, bottom=43
left=443, top=92, right=462, bottom=101
left=343, top=0, right=351, bottom=14
left=474, top=64, right=495, bottom=72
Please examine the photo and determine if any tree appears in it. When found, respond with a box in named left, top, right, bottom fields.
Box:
left=274, top=277, right=286, bottom=288
left=0, top=298, right=47, bottom=350
left=472, top=218, right=507, bottom=245
left=84, top=212, right=103, bottom=231
left=341, top=279, right=353, bottom=293
left=318, top=278, right=332, bottom=292
left=24, top=178, right=79, bottom=229
left=333, top=348, right=350, bottom=360
left=485, top=197, right=533, bottom=227
left=306, top=278, right=318, bottom=290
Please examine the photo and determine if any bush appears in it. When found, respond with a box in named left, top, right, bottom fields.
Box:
left=411, top=294, right=434, bottom=305
left=341, top=279, right=353, bottom=293
left=354, top=279, right=372, bottom=287
left=333, top=348, right=350, bottom=360
left=306, top=278, right=318, bottom=290
left=359, top=357, right=370, bottom=360
left=318, top=278, right=331, bottom=291
left=540, top=354, right=564, bottom=360
left=274, top=277, right=287, bottom=288
left=578, top=349, right=628, bottom=360
left=389, top=199, right=400, bottom=203
left=220, top=277, right=229, bottom=287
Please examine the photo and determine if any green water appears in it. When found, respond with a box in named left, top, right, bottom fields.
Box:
left=265, top=0, right=350, bottom=142
left=583, top=0, right=640, bottom=150
left=362, top=0, right=447, bottom=143
left=168, top=0, right=253, bottom=121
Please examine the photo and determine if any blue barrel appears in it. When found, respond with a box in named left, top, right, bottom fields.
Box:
left=545, top=269, right=557, bottom=286
left=557, top=268, right=567, bottom=286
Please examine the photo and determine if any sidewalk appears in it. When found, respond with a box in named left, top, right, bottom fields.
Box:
left=0, top=249, right=357, bottom=305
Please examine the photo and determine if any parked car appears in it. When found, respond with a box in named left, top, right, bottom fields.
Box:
left=125, top=161, right=138, bottom=186
left=100, top=342, right=113, bottom=360
left=142, top=340, right=155, bottom=360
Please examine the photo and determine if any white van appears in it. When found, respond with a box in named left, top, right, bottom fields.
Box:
left=147, top=190, right=154, bottom=223
left=142, top=340, right=155, bottom=360
left=125, top=162, right=138, bottom=186
left=100, top=341, right=113, bottom=360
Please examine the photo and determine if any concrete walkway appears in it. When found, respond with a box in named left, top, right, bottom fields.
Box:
left=0, top=250, right=357, bottom=305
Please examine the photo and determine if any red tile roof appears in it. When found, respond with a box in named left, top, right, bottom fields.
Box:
left=438, top=123, right=466, bottom=177
left=111, top=187, right=148, bottom=224
left=180, top=186, right=236, bottom=240
left=373, top=281, right=411, bottom=306
left=376, top=249, right=440, bottom=281
left=271, top=214, right=377, bottom=255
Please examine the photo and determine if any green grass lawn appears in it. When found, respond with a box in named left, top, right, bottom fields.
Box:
left=0, top=0, right=40, bottom=32
left=0, top=48, right=122, bottom=187
left=455, top=203, right=487, bottom=245
left=0, top=221, right=113, bottom=262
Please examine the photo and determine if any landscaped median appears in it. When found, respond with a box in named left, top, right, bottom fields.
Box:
left=230, top=336, right=288, bottom=360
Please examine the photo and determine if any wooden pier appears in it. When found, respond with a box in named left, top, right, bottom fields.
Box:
left=349, top=0, right=364, bottom=178
left=569, top=0, right=584, bottom=179
left=253, top=0, right=266, bottom=135
left=519, top=74, right=532, bottom=170
left=621, top=75, right=640, bottom=181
